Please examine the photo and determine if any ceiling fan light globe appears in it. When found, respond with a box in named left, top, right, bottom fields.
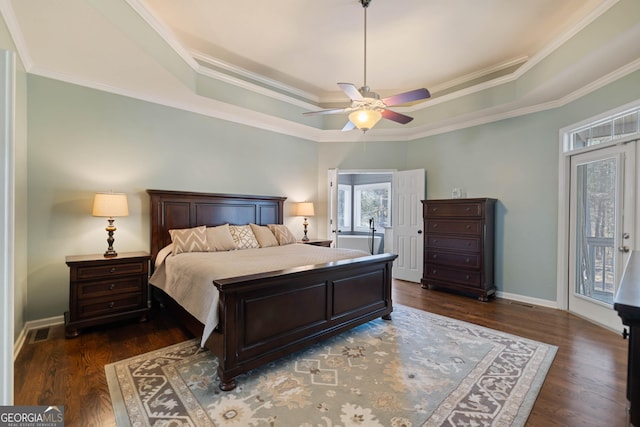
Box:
left=349, top=109, right=382, bottom=131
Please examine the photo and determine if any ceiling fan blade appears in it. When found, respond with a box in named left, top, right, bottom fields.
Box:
left=342, top=120, right=356, bottom=131
left=381, top=109, right=414, bottom=125
left=338, top=83, right=364, bottom=101
left=382, top=88, right=431, bottom=107
left=303, top=108, right=348, bottom=116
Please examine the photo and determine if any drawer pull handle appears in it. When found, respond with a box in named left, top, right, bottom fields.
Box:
left=465, top=207, right=471, bottom=211
left=108, top=302, right=115, bottom=308
left=432, top=269, right=437, bottom=274
left=109, top=267, right=116, bottom=273
left=466, top=225, right=471, bottom=229
left=465, top=258, right=470, bottom=263
left=467, top=242, right=472, bottom=247
left=432, top=254, right=438, bottom=259
left=432, top=208, right=438, bottom=212
left=433, top=224, right=438, bottom=228
left=109, top=284, right=116, bottom=290
left=434, top=239, right=439, bottom=243
left=465, top=275, right=470, bottom=280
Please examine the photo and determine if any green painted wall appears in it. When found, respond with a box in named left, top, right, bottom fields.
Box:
left=26, top=76, right=318, bottom=320
left=0, top=14, right=28, bottom=340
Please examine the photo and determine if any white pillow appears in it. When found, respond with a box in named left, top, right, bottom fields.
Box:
left=250, top=223, right=279, bottom=248
left=206, top=224, right=237, bottom=251
left=267, top=224, right=297, bottom=245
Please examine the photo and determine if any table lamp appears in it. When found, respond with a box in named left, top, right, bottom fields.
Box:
left=92, top=192, right=129, bottom=257
left=296, top=202, right=315, bottom=242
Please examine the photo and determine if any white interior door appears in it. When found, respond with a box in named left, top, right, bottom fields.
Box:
left=392, top=169, right=425, bottom=282
left=568, top=142, right=635, bottom=331
left=327, top=168, right=339, bottom=246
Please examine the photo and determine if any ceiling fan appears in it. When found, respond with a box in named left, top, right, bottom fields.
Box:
left=303, top=0, right=431, bottom=132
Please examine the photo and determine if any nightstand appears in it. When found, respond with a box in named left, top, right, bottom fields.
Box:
left=300, top=239, right=333, bottom=247
left=64, top=251, right=150, bottom=338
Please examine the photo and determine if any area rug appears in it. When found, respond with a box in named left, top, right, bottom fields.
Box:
left=105, top=304, right=556, bottom=426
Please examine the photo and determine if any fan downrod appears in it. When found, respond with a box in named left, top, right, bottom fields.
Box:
left=360, top=0, right=372, bottom=8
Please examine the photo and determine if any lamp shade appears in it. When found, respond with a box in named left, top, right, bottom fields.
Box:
left=348, top=109, right=382, bottom=131
left=92, top=193, right=129, bottom=217
left=296, top=202, right=315, bottom=217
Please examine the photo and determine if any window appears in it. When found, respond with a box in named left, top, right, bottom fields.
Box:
left=337, top=184, right=351, bottom=230
left=568, top=108, right=640, bottom=152
left=353, top=182, right=391, bottom=231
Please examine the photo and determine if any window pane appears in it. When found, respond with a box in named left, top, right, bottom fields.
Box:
left=337, top=185, right=351, bottom=230
left=354, top=183, right=390, bottom=230
left=614, top=112, right=639, bottom=138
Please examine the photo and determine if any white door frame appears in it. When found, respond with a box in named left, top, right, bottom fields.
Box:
left=0, top=49, right=15, bottom=405
left=557, top=101, right=640, bottom=318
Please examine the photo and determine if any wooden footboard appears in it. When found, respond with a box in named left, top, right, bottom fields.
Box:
left=206, top=253, right=397, bottom=391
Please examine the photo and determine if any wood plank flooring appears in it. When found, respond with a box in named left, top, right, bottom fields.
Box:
left=14, top=280, right=629, bottom=426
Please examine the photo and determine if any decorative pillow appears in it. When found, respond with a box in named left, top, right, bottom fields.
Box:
left=169, top=225, right=209, bottom=255
left=229, top=225, right=260, bottom=249
left=249, top=223, right=279, bottom=248
left=206, top=224, right=237, bottom=251
left=267, top=224, right=297, bottom=245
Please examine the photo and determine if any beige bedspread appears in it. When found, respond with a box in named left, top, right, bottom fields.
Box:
left=149, top=244, right=369, bottom=346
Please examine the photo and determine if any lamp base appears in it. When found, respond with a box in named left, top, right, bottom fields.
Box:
left=103, top=249, right=118, bottom=258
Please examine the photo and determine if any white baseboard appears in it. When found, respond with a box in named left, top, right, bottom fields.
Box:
left=14, top=315, right=65, bottom=361
left=495, top=290, right=559, bottom=309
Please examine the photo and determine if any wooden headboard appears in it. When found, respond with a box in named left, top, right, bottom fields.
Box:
left=147, top=189, right=286, bottom=264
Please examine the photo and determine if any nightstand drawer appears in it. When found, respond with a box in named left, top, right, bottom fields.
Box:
left=77, top=294, right=145, bottom=319
left=76, top=261, right=146, bottom=279
left=425, top=263, right=481, bottom=287
left=77, top=276, right=145, bottom=299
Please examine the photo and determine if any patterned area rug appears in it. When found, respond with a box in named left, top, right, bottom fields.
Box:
left=105, top=304, right=556, bottom=426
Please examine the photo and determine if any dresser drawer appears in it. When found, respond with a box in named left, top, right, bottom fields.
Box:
left=77, top=294, right=145, bottom=319
left=426, top=251, right=481, bottom=269
left=425, top=264, right=481, bottom=287
left=426, top=220, right=482, bottom=235
left=77, top=276, right=145, bottom=300
left=426, top=235, right=480, bottom=252
left=424, top=202, right=483, bottom=218
left=75, top=261, right=146, bottom=279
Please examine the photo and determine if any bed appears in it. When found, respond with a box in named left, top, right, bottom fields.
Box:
left=147, top=189, right=397, bottom=391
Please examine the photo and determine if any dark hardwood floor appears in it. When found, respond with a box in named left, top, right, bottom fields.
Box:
left=14, top=280, right=629, bottom=426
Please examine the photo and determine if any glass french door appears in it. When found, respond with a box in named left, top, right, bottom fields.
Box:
left=568, top=143, right=635, bottom=331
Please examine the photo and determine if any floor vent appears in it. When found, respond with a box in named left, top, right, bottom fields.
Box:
left=29, top=327, right=50, bottom=343
left=509, top=301, right=534, bottom=309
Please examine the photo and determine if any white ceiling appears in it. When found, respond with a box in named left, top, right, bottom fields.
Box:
left=140, top=0, right=605, bottom=98
left=1, top=0, right=637, bottom=140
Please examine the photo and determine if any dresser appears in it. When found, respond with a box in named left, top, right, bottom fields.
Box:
left=421, top=198, right=497, bottom=301
left=65, top=251, right=150, bottom=337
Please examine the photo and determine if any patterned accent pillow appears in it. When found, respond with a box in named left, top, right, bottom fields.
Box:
left=249, top=223, right=279, bottom=248
left=229, top=225, right=260, bottom=249
left=169, top=225, right=209, bottom=255
left=267, top=224, right=297, bottom=245
left=206, top=224, right=237, bottom=251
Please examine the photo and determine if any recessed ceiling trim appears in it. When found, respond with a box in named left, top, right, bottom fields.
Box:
left=0, top=0, right=32, bottom=70
left=192, top=50, right=320, bottom=104
left=125, top=0, right=200, bottom=70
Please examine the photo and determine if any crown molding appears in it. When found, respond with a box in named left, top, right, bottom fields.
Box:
left=0, top=0, right=33, bottom=70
